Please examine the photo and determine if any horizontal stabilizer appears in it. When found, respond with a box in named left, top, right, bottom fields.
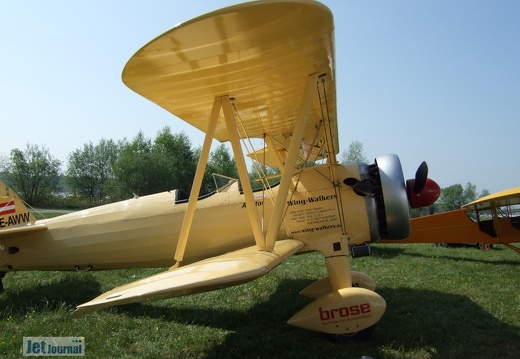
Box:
left=1, top=179, right=41, bottom=236
left=72, top=239, right=304, bottom=318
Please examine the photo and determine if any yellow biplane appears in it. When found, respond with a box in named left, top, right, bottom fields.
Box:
left=382, top=187, right=520, bottom=254
left=0, top=1, right=440, bottom=339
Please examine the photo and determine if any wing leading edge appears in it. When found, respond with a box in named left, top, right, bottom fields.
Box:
left=464, top=187, right=520, bottom=210
left=72, top=239, right=304, bottom=317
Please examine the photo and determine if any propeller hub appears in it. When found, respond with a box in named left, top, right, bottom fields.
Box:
left=406, top=178, right=441, bottom=208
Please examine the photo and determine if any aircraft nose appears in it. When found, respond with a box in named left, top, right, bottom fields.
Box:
left=406, top=178, right=441, bottom=208
left=405, top=161, right=441, bottom=208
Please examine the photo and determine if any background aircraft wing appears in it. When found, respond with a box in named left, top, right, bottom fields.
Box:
left=464, top=187, right=520, bottom=210
left=122, top=0, right=338, bottom=166
left=72, top=239, right=304, bottom=317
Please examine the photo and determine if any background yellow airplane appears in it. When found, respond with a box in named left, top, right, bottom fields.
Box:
left=381, top=187, right=520, bottom=254
left=0, top=0, right=440, bottom=340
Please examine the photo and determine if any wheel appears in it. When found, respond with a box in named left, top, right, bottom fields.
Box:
left=478, top=243, right=492, bottom=251
left=326, top=324, right=377, bottom=343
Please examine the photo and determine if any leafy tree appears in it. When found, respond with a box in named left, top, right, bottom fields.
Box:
left=153, top=128, right=196, bottom=194
left=113, top=131, right=156, bottom=196
left=206, top=144, right=238, bottom=179
left=66, top=139, right=120, bottom=204
left=192, top=146, right=214, bottom=195
left=438, top=182, right=479, bottom=213
left=480, top=189, right=490, bottom=198
left=248, top=164, right=280, bottom=190
left=340, top=140, right=369, bottom=164
left=410, top=205, right=436, bottom=218
left=4, top=144, right=61, bottom=206
left=113, top=128, right=197, bottom=196
left=197, top=144, right=239, bottom=195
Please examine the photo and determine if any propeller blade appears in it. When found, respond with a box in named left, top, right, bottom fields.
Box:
left=344, top=177, right=376, bottom=196
left=406, top=161, right=441, bottom=208
left=413, top=161, right=428, bottom=193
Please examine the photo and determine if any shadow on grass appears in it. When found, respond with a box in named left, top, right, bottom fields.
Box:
left=377, top=286, right=520, bottom=358
left=370, top=245, right=408, bottom=259
left=0, top=275, right=101, bottom=315
left=113, top=279, right=520, bottom=359
left=372, top=245, right=520, bottom=266
left=2, top=269, right=518, bottom=358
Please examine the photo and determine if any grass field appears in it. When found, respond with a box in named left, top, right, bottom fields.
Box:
left=1, top=243, right=519, bottom=358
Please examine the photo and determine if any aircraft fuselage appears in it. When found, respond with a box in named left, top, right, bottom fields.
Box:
left=0, top=164, right=371, bottom=272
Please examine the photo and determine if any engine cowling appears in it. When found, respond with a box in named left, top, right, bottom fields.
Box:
left=344, top=154, right=440, bottom=240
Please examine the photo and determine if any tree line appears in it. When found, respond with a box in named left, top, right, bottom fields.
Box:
left=0, top=127, right=238, bottom=208
left=1, top=135, right=488, bottom=216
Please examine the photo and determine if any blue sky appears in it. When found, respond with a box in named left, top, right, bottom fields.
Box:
left=1, top=1, right=518, bottom=194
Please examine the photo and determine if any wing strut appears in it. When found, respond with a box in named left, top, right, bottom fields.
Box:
left=173, top=97, right=221, bottom=266
left=174, top=94, right=281, bottom=262
left=174, top=73, right=319, bottom=258
left=318, top=74, right=347, bottom=235
left=265, top=73, right=319, bottom=251
left=222, top=96, right=266, bottom=251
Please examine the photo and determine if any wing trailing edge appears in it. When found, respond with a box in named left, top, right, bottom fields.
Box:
left=72, top=239, right=304, bottom=318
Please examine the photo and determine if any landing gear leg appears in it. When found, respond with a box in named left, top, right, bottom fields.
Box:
left=288, top=235, right=386, bottom=339
left=324, top=247, right=353, bottom=290
left=324, top=246, right=377, bottom=341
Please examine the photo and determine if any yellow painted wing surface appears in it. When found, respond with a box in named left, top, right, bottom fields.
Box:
left=464, top=187, right=520, bottom=210
left=72, top=239, right=304, bottom=317
left=122, top=0, right=338, bottom=159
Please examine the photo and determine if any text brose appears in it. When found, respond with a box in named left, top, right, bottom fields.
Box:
left=319, top=303, right=371, bottom=321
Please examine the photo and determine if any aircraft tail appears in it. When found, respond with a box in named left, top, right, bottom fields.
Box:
left=0, top=180, right=36, bottom=229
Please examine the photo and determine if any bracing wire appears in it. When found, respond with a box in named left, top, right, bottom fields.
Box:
left=317, top=74, right=347, bottom=236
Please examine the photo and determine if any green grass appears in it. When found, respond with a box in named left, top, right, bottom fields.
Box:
left=31, top=210, right=74, bottom=220
left=1, top=244, right=519, bottom=358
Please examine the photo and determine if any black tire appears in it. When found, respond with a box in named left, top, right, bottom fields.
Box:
left=326, top=324, right=377, bottom=343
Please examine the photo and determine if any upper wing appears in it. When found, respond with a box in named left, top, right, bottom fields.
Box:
left=72, top=239, right=304, bottom=317
left=122, top=0, right=338, bottom=165
left=464, top=187, right=520, bottom=210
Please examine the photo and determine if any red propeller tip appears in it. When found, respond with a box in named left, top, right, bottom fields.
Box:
left=406, top=178, right=441, bottom=208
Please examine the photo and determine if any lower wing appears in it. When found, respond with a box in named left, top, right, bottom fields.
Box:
left=72, top=239, right=304, bottom=317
